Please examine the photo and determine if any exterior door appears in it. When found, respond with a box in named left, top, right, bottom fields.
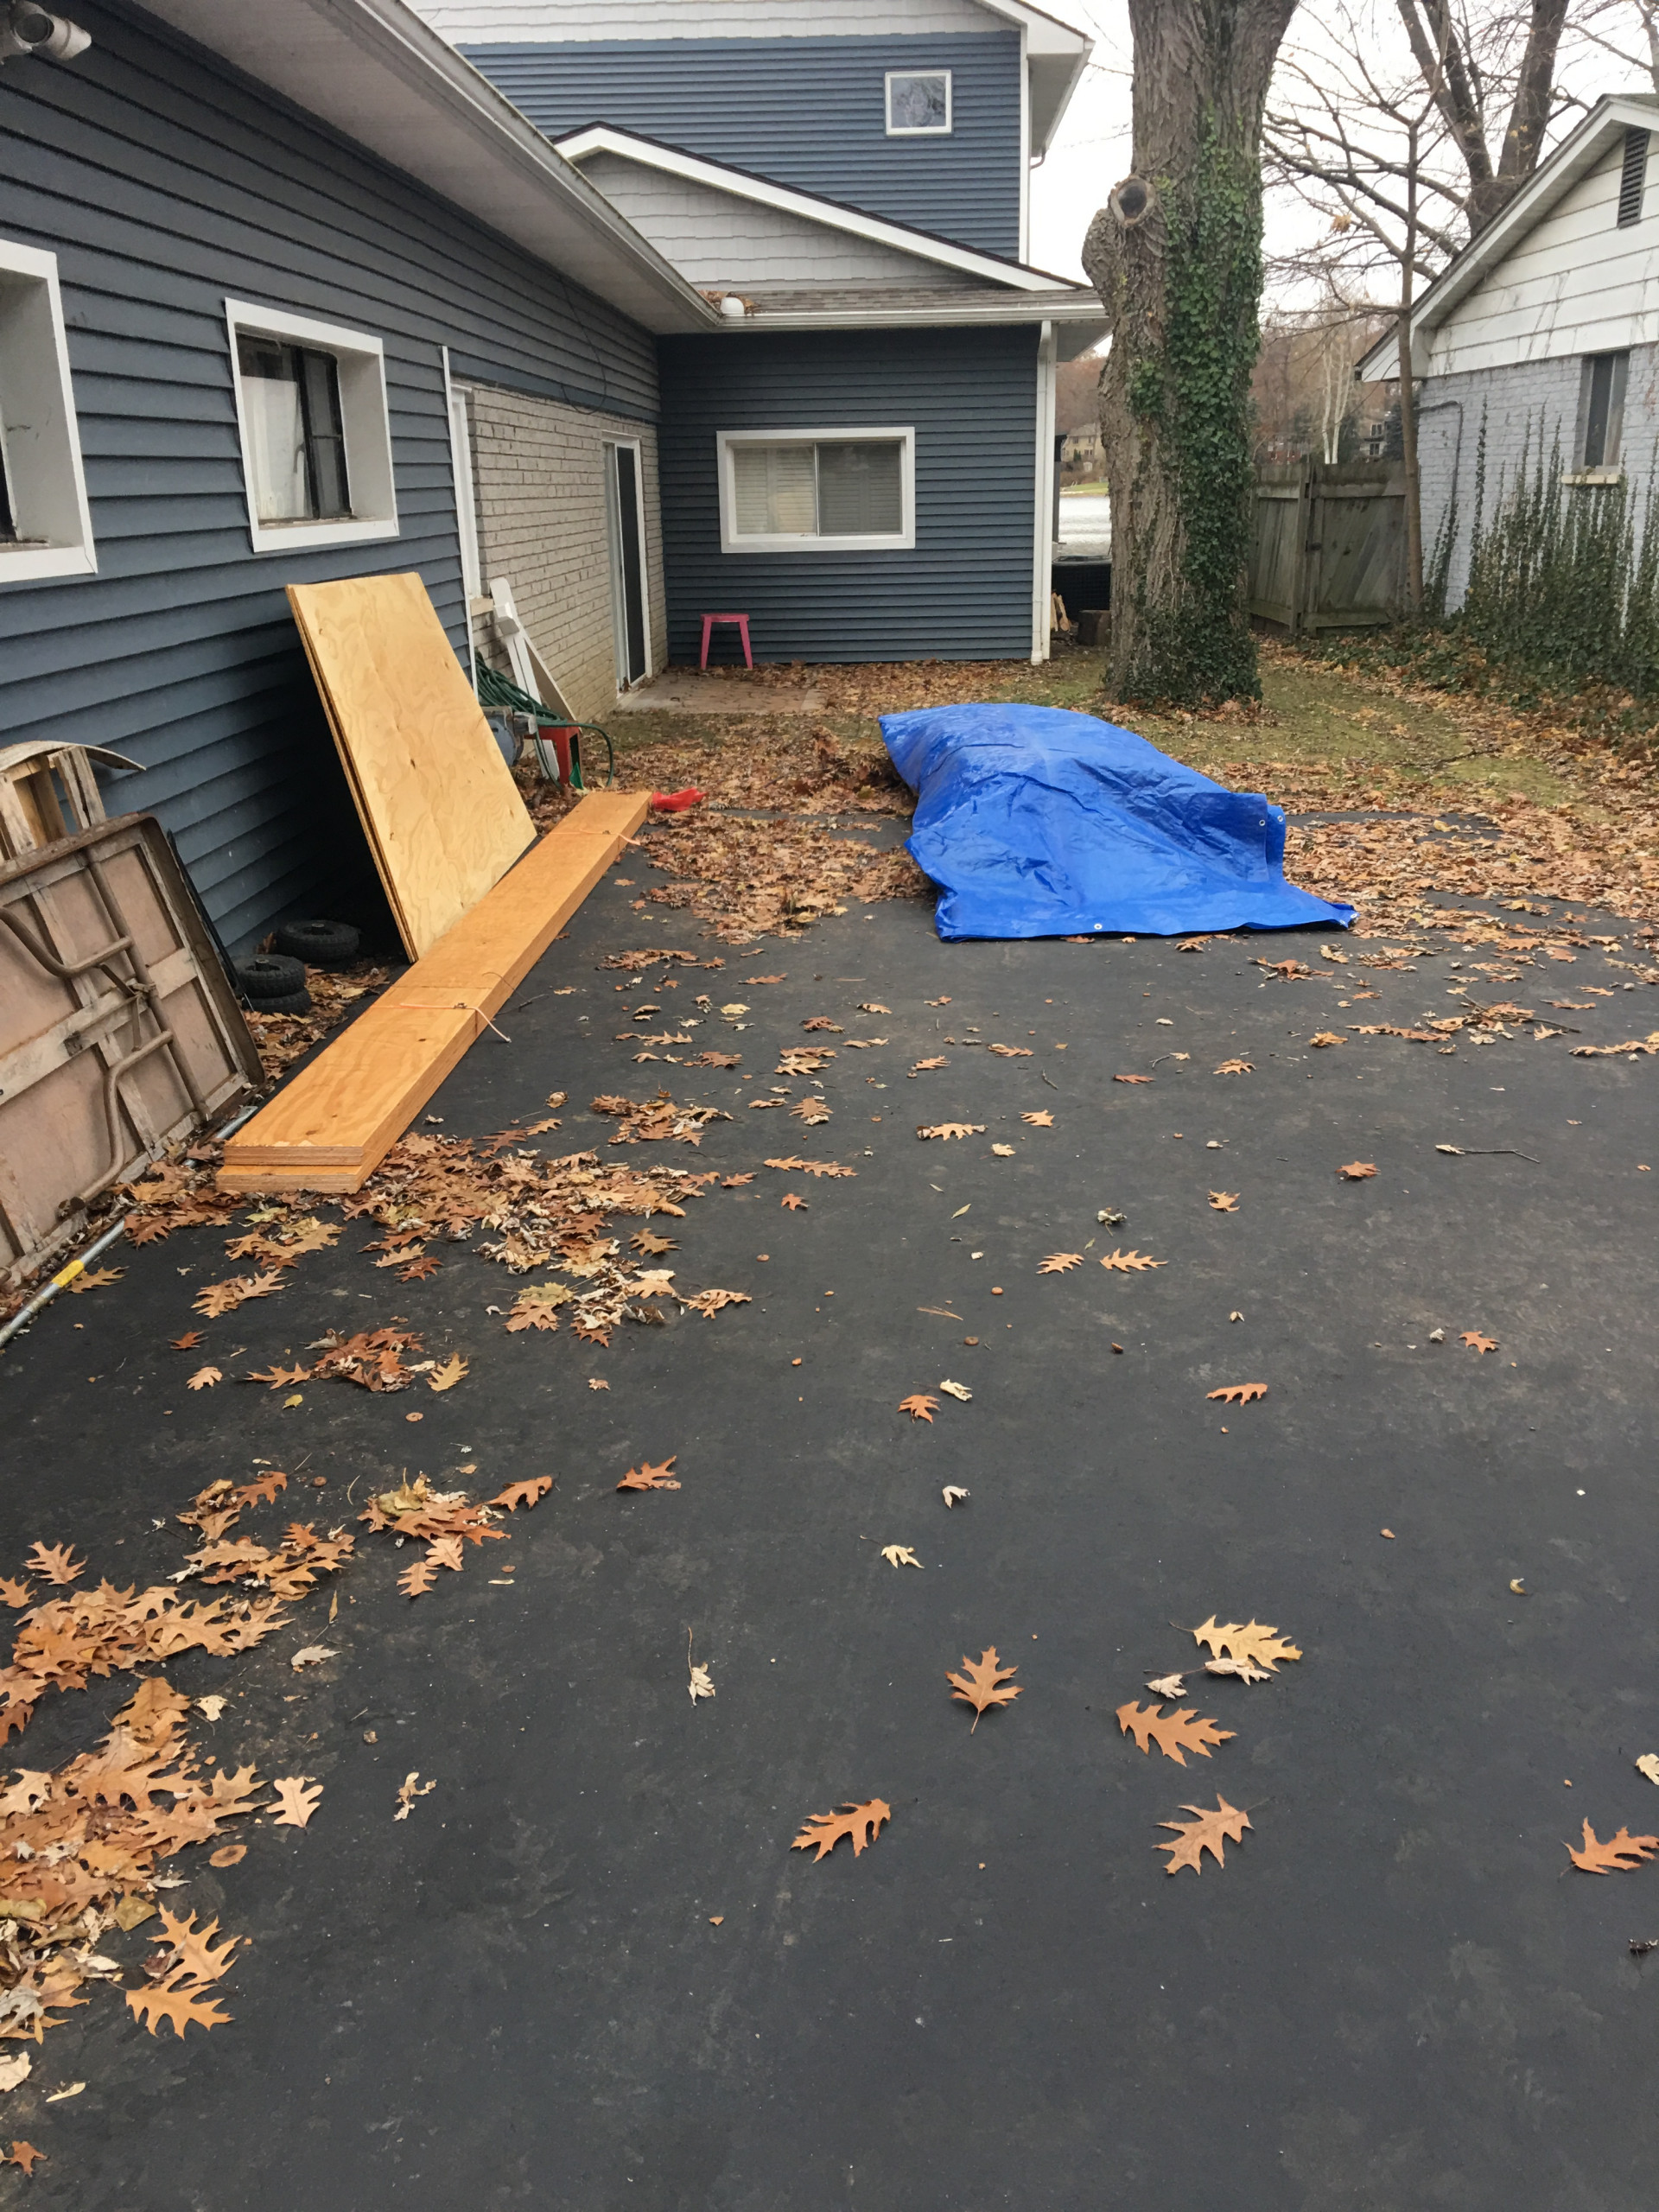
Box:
left=605, top=441, right=649, bottom=687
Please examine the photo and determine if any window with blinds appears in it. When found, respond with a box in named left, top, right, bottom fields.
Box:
left=721, top=432, right=912, bottom=550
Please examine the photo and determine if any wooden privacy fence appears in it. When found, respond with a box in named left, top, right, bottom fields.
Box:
left=1249, top=460, right=1406, bottom=633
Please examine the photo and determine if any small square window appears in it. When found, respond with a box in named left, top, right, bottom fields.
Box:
left=886, top=71, right=951, bottom=136
left=0, top=237, right=97, bottom=586
left=226, top=300, right=397, bottom=555
left=718, top=429, right=914, bottom=552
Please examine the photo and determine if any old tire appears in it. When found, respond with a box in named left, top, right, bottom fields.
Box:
left=236, top=952, right=306, bottom=1001
left=271, top=918, right=359, bottom=966
left=241, top=986, right=313, bottom=1016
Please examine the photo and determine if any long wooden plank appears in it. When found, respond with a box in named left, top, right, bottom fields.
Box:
left=219, top=792, right=649, bottom=1195
left=288, top=575, right=535, bottom=961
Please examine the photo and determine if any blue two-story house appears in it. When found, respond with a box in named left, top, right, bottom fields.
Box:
left=0, top=0, right=1100, bottom=954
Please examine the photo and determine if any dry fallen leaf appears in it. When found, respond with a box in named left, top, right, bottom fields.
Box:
left=1116, top=1701, right=1235, bottom=1765
left=780, top=1192, right=810, bottom=1211
left=5, top=2143, right=46, bottom=2176
left=617, top=1457, right=680, bottom=1492
left=209, top=1845, right=246, bottom=1868
left=195, top=1695, right=227, bottom=1721
left=1461, top=1331, right=1498, bottom=1353
left=1208, top=1192, right=1239, bottom=1212
left=1100, top=1249, right=1165, bottom=1274
left=270, top=1777, right=322, bottom=1830
left=910, top=1057, right=949, bottom=1073
left=23, top=1542, right=83, bottom=1586
left=1038, top=1253, right=1082, bottom=1274
left=942, top=1485, right=970, bottom=1509
left=917, top=1122, right=985, bottom=1141
left=394, top=1771, right=436, bottom=1821
left=1157, top=1796, right=1251, bottom=1875
left=1206, top=1382, right=1268, bottom=1404
left=1307, top=1032, right=1347, bottom=1048
left=947, top=1647, right=1021, bottom=1731
left=0, top=1580, right=31, bottom=1611
left=791, top=1799, right=891, bottom=1859
left=187, top=1365, right=222, bottom=1391
left=588, top=1378, right=610, bottom=1391
left=1567, top=1821, right=1659, bottom=1873
left=899, top=1393, right=939, bottom=1422
left=289, top=1645, right=338, bottom=1672
left=426, top=1354, right=467, bottom=1392
left=69, top=1267, right=122, bottom=1294
left=1205, top=1656, right=1273, bottom=1684
left=991, top=1143, right=1016, bottom=1157
left=1192, top=1618, right=1301, bottom=1672
left=1022, top=1110, right=1054, bottom=1128
left=1145, top=1673, right=1187, bottom=1700
left=1338, top=1161, right=1377, bottom=1180
left=492, top=1477, right=553, bottom=1512
left=880, top=1545, right=923, bottom=1570
left=1113, top=1073, right=1154, bottom=1084
left=938, top=1379, right=972, bottom=1402
left=0, top=2055, right=29, bottom=2093
left=1637, top=1754, right=1659, bottom=1787
left=169, top=1331, right=204, bottom=1351
left=42, top=2083, right=82, bottom=2104
left=1214, top=1058, right=1254, bottom=1075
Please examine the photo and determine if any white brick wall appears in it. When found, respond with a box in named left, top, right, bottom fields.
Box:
left=458, top=382, right=666, bottom=722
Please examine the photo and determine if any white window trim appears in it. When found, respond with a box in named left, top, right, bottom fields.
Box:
left=885, top=69, right=952, bottom=137
left=605, top=436, right=655, bottom=683
left=717, top=427, right=915, bottom=555
left=0, top=238, right=96, bottom=586
left=225, top=298, right=398, bottom=555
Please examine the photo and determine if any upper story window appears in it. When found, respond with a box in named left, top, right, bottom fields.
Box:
left=225, top=300, right=398, bottom=555
left=1579, top=349, right=1629, bottom=474
left=1618, top=127, right=1649, bottom=227
left=0, top=237, right=97, bottom=585
left=718, top=429, right=915, bottom=553
left=886, top=71, right=951, bottom=136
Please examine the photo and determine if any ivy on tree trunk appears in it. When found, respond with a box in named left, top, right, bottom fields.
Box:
left=1083, top=0, right=1298, bottom=705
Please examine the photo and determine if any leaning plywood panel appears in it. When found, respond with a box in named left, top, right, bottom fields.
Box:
left=287, top=575, right=535, bottom=960
left=219, top=791, right=650, bottom=1195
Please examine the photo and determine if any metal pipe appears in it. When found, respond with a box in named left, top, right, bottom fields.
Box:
left=213, top=1100, right=261, bottom=1141
left=0, top=1212, right=127, bottom=1354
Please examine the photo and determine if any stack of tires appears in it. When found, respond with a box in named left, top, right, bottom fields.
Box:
left=232, top=919, right=360, bottom=1017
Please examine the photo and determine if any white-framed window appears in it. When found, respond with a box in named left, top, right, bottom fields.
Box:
left=0, top=238, right=96, bottom=585
left=1573, top=348, right=1629, bottom=477
left=717, top=428, right=915, bottom=553
left=225, top=299, right=397, bottom=554
left=886, top=70, right=951, bottom=136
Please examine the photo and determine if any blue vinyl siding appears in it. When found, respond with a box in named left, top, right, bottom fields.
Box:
left=658, top=327, right=1036, bottom=664
left=465, top=34, right=1023, bottom=260
left=0, top=0, right=658, bottom=952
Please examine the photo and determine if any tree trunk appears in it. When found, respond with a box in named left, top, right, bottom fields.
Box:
left=1082, top=0, right=1299, bottom=705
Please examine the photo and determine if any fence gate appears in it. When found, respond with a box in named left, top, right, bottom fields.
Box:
left=1248, top=459, right=1405, bottom=633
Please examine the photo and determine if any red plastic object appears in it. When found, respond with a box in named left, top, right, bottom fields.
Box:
left=538, top=724, right=579, bottom=784
left=699, top=613, right=753, bottom=668
left=651, top=787, right=705, bottom=812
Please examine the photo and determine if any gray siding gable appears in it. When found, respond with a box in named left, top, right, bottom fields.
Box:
left=1, top=0, right=658, bottom=952
left=658, top=326, right=1037, bottom=664
left=462, top=33, right=1023, bottom=260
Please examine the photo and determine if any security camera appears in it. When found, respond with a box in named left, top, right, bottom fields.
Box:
left=0, top=3, right=92, bottom=60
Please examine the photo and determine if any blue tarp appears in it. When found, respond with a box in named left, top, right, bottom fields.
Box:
left=880, top=703, right=1355, bottom=942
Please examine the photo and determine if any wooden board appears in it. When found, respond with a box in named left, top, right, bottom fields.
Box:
left=219, top=791, right=648, bottom=1195
left=288, top=574, right=535, bottom=960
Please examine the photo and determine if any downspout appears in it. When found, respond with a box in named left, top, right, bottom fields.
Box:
left=1031, top=319, right=1056, bottom=663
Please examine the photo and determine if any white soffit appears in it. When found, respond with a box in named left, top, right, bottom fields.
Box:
left=558, top=125, right=1072, bottom=290
left=132, top=0, right=719, bottom=333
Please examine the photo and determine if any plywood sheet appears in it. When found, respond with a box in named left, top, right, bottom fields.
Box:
left=219, top=791, right=650, bottom=1195
left=288, top=574, right=534, bottom=960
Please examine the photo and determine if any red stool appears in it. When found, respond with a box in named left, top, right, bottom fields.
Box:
left=700, top=613, right=753, bottom=669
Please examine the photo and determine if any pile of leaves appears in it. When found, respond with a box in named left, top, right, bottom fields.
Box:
left=240, top=962, right=388, bottom=1084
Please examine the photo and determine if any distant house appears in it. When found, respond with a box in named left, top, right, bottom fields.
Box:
left=1361, top=93, right=1659, bottom=604
left=1060, top=423, right=1102, bottom=473
left=1, top=0, right=1103, bottom=954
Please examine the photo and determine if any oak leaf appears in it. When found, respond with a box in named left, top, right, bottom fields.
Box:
left=1567, top=1820, right=1659, bottom=1872
left=169, top=1331, right=204, bottom=1351
left=617, top=1457, right=680, bottom=1491
left=394, top=1771, right=435, bottom=1820
left=780, top=1192, right=809, bottom=1211
left=1157, top=1796, right=1251, bottom=1875
left=1338, top=1161, right=1377, bottom=1180
left=858, top=1001, right=890, bottom=1013
left=270, top=1777, right=322, bottom=1829
left=188, top=1365, right=223, bottom=1390
left=791, top=1799, right=891, bottom=1859
left=0, top=1580, right=30, bottom=1610
left=1022, top=1110, right=1054, bottom=1127
left=910, top=1057, right=949, bottom=1072
left=880, top=1545, right=923, bottom=1569
left=492, top=1477, right=553, bottom=1512
left=988, top=1043, right=1033, bottom=1057
left=1214, top=1058, right=1254, bottom=1075
left=1461, top=1331, right=1497, bottom=1353
left=764, top=1157, right=856, bottom=1178
left=192, top=1278, right=248, bottom=1319
left=158, top=1910, right=239, bottom=1983
left=683, top=1288, right=751, bottom=1318
left=1308, top=1032, right=1347, bottom=1047
left=427, top=1535, right=465, bottom=1573
left=1116, top=1700, right=1235, bottom=1764
left=1100, top=1249, right=1165, bottom=1273
left=916, top=1123, right=983, bottom=1141
left=947, top=1647, right=1021, bottom=1730
left=1113, top=1074, right=1154, bottom=1084
left=1207, top=1382, right=1268, bottom=1403
left=942, top=1486, right=970, bottom=1508
left=1039, top=1252, right=1082, bottom=1274
left=1208, top=1192, right=1240, bottom=1212
left=69, top=1266, right=123, bottom=1294
left=1205, top=1656, right=1272, bottom=1684
left=938, top=1379, right=972, bottom=1402
left=1637, top=1753, right=1659, bottom=1787
left=6, top=2144, right=45, bottom=2176
left=23, top=1543, right=82, bottom=1586
left=1192, top=1618, right=1301, bottom=1672
left=425, top=1354, right=467, bottom=1391
left=289, top=1644, right=337, bottom=1671
left=397, top=1554, right=438, bottom=1599
left=632, top=1230, right=678, bottom=1255
left=899, top=1393, right=938, bottom=1422
left=125, top=1980, right=232, bottom=2037
left=243, top=1363, right=308, bottom=1389
left=1146, top=1673, right=1187, bottom=1700
left=991, top=1142, right=1015, bottom=1156
left=689, top=1662, right=715, bottom=1701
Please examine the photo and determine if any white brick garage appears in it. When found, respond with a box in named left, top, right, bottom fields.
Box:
left=458, top=382, right=667, bottom=722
